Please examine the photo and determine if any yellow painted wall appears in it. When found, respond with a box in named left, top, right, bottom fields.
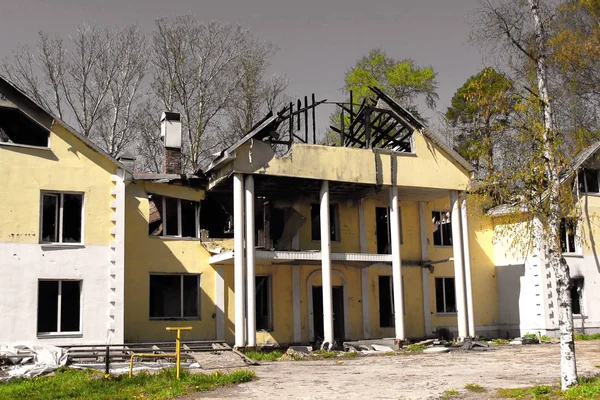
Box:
left=0, top=123, right=116, bottom=245
left=232, top=131, right=470, bottom=191
left=123, top=181, right=217, bottom=342
left=577, top=195, right=600, bottom=255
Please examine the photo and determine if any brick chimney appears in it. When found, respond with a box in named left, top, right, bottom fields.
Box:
left=161, top=112, right=182, bottom=174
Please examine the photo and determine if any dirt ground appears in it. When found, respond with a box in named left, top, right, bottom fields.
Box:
left=185, top=341, right=600, bottom=400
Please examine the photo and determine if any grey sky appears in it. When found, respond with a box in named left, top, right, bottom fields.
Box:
left=0, top=0, right=485, bottom=133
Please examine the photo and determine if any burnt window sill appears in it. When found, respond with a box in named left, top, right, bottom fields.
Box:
left=148, top=236, right=201, bottom=241
left=0, top=142, right=50, bottom=151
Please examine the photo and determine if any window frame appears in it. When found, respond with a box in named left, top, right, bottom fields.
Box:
left=570, top=277, right=585, bottom=317
left=255, top=275, right=273, bottom=332
left=37, top=279, right=83, bottom=337
left=148, top=194, right=201, bottom=239
left=578, top=168, right=600, bottom=194
left=435, top=277, right=457, bottom=315
left=310, top=203, right=341, bottom=242
left=148, top=273, right=201, bottom=320
left=39, top=191, right=85, bottom=245
left=560, top=218, right=580, bottom=255
left=432, top=210, right=452, bottom=247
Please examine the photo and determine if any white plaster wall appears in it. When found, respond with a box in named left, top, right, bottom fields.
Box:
left=563, top=255, right=600, bottom=334
left=0, top=243, right=118, bottom=345
left=496, top=258, right=546, bottom=337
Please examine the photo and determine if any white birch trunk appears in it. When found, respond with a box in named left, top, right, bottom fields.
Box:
left=528, top=0, right=577, bottom=389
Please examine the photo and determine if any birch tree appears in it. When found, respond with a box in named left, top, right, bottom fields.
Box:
left=472, top=0, right=578, bottom=389
left=2, top=24, right=148, bottom=157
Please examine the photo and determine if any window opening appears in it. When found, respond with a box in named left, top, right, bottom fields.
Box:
left=379, top=276, right=394, bottom=327
left=311, top=203, right=340, bottom=241
left=149, top=274, right=200, bottom=319
left=560, top=218, right=577, bottom=254
left=256, top=276, right=272, bottom=331
left=570, top=277, right=584, bottom=315
left=198, top=195, right=233, bottom=239
left=37, top=280, right=81, bottom=334
left=41, top=192, right=83, bottom=244
left=0, top=107, right=50, bottom=147
left=148, top=194, right=200, bottom=238
left=435, top=277, right=456, bottom=313
left=432, top=211, right=452, bottom=246
left=578, top=169, right=600, bottom=193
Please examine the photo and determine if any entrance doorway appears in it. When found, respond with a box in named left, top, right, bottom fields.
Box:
left=312, top=286, right=345, bottom=342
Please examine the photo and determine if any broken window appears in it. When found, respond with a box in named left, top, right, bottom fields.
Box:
left=256, top=276, right=272, bottom=331
left=570, top=277, right=584, bottom=315
left=37, top=280, right=81, bottom=334
left=0, top=107, right=50, bottom=148
left=432, top=211, right=452, bottom=246
left=378, top=275, right=404, bottom=328
left=560, top=218, right=577, bottom=254
left=379, top=276, right=394, bottom=327
left=578, top=169, right=600, bottom=193
left=41, top=192, right=83, bottom=244
left=435, top=277, right=456, bottom=313
left=199, top=195, right=233, bottom=239
left=311, top=203, right=340, bottom=241
left=376, top=207, right=402, bottom=254
left=148, top=194, right=200, bottom=238
left=149, top=274, right=200, bottom=319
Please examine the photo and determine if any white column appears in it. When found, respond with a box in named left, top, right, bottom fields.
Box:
left=320, top=181, right=334, bottom=347
left=390, top=185, right=405, bottom=340
left=233, top=173, right=245, bottom=348
left=245, top=175, right=256, bottom=347
left=419, top=201, right=432, bottom=336
left=450, top=191, right=468, bottom=339
left=292, top=266, right=302, bottom=343
left=461, top=194, right=476, bottom=337
left=215, top=265, right=225, bottom=341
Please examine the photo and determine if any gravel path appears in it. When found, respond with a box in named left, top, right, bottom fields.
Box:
left=185, top=341, right=600, bottom=399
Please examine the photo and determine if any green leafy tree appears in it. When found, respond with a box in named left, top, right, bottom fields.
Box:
left=446, top=67, right=516, bottom=177
left=344, top=48, right=438, bottom=118
left=327, top=48, right=438, bottom=144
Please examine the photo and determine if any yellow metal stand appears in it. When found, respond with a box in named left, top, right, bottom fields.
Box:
left=128, top=326, right=192, bottom=379
left=166, top=326, right=192, bottom=379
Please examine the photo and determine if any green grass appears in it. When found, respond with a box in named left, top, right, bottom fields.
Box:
left=465, top=383, right=485, bottom=393
left=243, top=349, right=283, bottom=361
left=523, top=333, right=538, bottom=339
left=313, top=350, right=338, bottom=359
left=540, top=335, right=551, bottom=341
left=0, top=367, right=256, bottom=400
left=490, top=339, right=510, bottom=345
left=496, top=376, right=600, bottom=399
left=574, top=333, right=600, bottom=341
left=406, top=344, right=427, bottom=352
left=441, top=389, right=459, bottom=399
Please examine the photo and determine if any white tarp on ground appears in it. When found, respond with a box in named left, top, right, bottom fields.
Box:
left=0, top=343, right=68, bottom=381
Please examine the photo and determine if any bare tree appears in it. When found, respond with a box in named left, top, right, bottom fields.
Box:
left=150, top=17, right=285, bottom=172
left=472, top=0, right=578, bottom=389
left=2, top=23, right=148, bottom=157
left=223, top=42, right=289, bottom=144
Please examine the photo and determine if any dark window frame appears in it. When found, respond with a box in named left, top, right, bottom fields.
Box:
left=310, top=203, right=341, bottom=242
left=255, top=275, right=273, bottom=331
left=149, top=273, right=201, bottom=320
left=435, top=277, right=457, bottom=314
left=578, top=168, right=600, bottom=194
left=432, top=210, right=453, bottom=247
left=560, top=218, right=578, bottom=254
left=40, top=191, right=84, bottom=244
left=570, top=277, right=584, bottom=316
left=37, top=279, right=82, bottom=335
left=148, top=194, right=200, bottom=238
